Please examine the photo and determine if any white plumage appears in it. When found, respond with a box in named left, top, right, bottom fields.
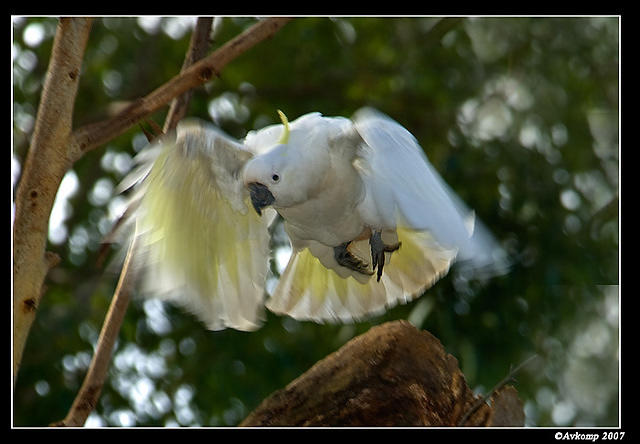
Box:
left=118, top=108, right=507, bottom=330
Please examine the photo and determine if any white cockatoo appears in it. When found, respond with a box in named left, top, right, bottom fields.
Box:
left=118, top=108, right=506, bottom=331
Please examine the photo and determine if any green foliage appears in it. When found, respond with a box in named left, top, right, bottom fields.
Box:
left=12, top=16, right=619, bottom=427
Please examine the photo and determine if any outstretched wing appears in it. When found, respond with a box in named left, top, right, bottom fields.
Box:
left=121, top=119, right=274, bottom=331
left=352, top=107, right=506, bottom=273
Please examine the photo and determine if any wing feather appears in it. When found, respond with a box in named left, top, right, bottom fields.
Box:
left=266, top=228, right=456, bottom=323
left=122, top=119, right=274, bottom=331
left=353, top=108, right=506, bottom=272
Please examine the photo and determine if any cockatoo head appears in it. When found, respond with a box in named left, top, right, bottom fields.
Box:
left=242, top=111, right=330, bottom=215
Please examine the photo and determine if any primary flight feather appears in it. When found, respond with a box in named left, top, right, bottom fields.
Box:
left=119, top=108, right=506, bottom=330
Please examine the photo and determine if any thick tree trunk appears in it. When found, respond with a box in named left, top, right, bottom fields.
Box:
left=241, top=320, right=524, bottom=427
left=13, top=18, right=93, bottom=387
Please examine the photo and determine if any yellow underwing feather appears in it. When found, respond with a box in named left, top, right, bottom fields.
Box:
left=134, top=139, right=272, bottom=331
left=267, top=227, right=457, bottom=322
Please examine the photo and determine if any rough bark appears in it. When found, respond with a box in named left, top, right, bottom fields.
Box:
left=241, top=320, right=524, bottom=427
left=12, top=18, right=93, bottom=387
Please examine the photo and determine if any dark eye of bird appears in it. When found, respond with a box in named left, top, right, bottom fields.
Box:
left=272, top=174, right=280, bottom=182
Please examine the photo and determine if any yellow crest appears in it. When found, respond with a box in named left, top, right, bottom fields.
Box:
left=277, top=110, right=290, bottom=144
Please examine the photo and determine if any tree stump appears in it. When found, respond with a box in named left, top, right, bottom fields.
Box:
left=241, top=320, right=524, bottom=427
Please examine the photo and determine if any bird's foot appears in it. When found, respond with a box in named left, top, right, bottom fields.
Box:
left=334, top=241, right=374, bottom=276
left=369, top=231, right=401, bottom=282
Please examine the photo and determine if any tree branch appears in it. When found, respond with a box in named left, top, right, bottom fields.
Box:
left=67, top=17, right=292, bottom=161
left=457, top=354, right=538, bottom=426
left=52, top=234, right=137, bottom=427
left=13, top=17, right=93, bottom=387
left=163, top=17, right=214, bottom=133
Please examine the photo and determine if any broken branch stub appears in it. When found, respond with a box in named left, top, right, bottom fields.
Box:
left=241, top=320, right=524, bottom=427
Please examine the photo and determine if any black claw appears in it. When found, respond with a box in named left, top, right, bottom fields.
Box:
left=334, top=242, right=373, bottom=275
left=369, top=231, right=401, bottom=282
left=376, top=251, right=384, bottom=282
left=334, top=233, right=401, bottom=281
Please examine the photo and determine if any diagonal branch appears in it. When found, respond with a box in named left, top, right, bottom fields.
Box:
left=457, top=354, right=538, bottom=426
left=163, top=17, right=214, bottom=132
left=67, top=17, right=292, bottom=162
left=52, top=232, right=137, bottom=427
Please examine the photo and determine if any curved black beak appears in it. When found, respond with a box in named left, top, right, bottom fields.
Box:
left=248, top=182, right=275, bottom=216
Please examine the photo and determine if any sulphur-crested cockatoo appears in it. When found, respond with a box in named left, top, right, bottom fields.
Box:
left=118, top=108, right=505, bottom=331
